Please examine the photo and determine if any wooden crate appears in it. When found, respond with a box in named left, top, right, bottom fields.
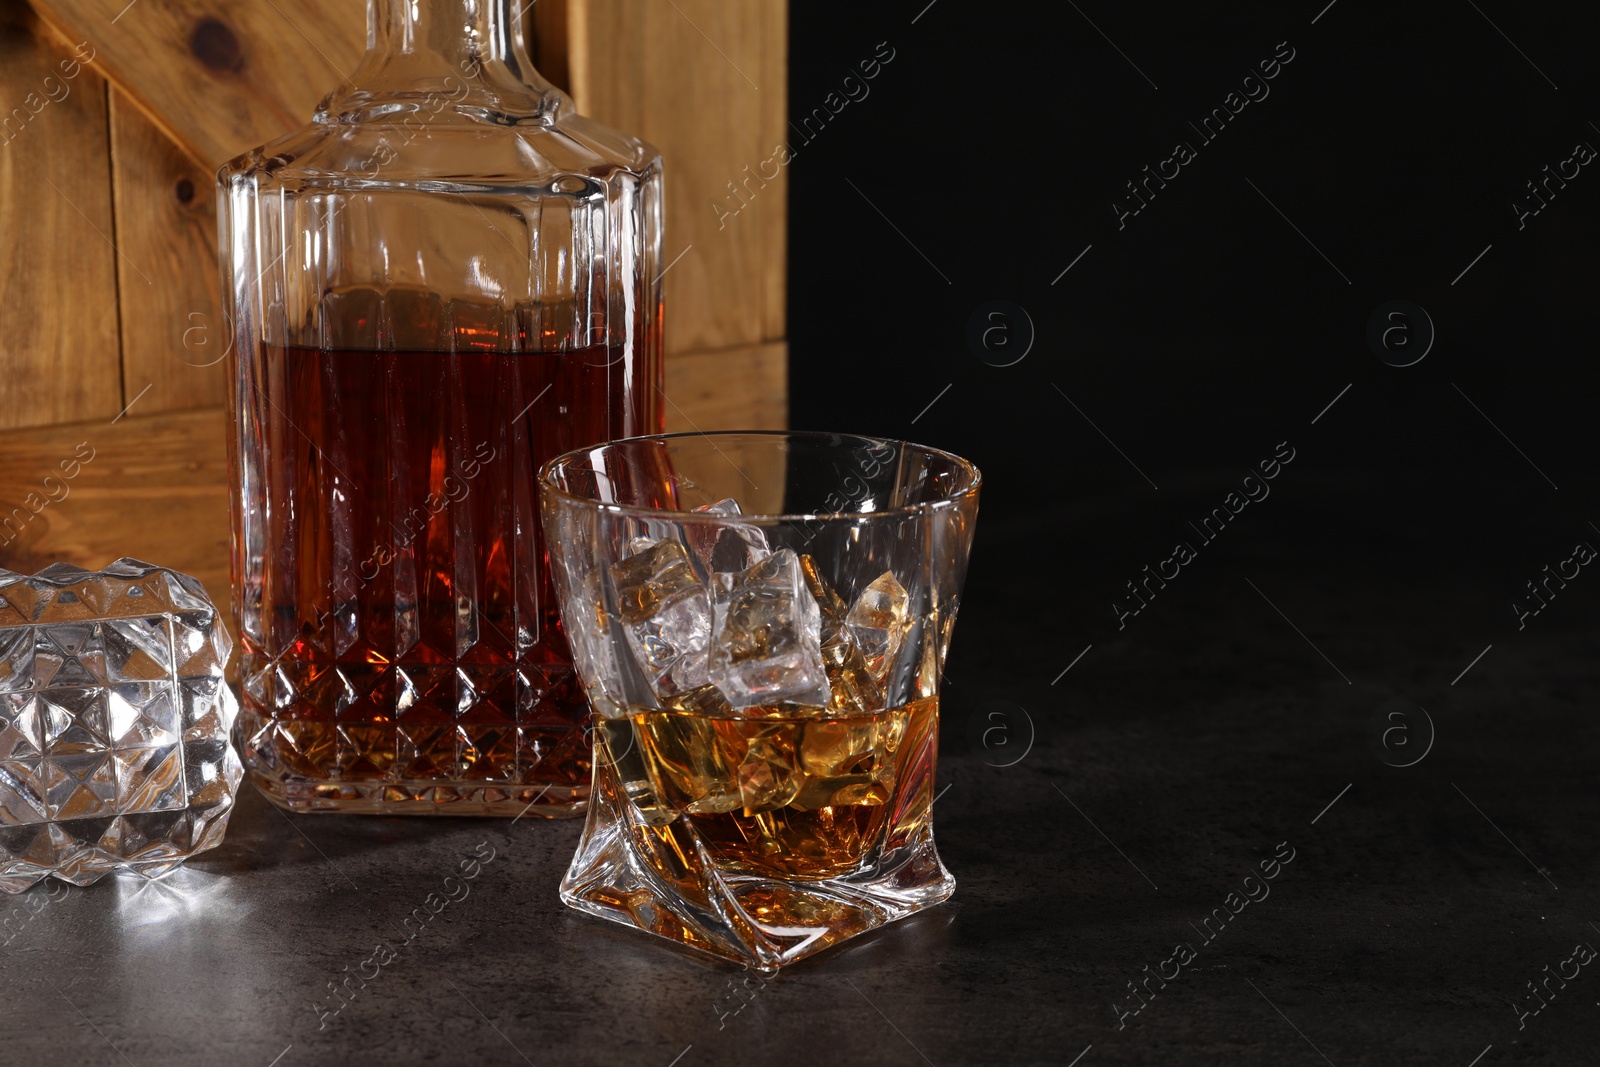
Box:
left=0, top=0, right=788, bottom=612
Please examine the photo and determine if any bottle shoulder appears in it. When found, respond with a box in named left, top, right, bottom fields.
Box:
left=217, top=110, right=661, bottom=191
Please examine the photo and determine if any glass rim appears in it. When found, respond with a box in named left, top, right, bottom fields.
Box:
left=537, top=429, right=982, bottom=523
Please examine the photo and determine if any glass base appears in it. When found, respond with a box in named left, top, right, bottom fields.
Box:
left=249, top=775, right=587, bottom=817
left=559, top=762, right=954, bottom=972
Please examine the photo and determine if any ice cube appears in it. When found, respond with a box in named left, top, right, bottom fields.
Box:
left=846, top=571, right=911, bottom=682
left=708, top=550, right=830, bottom=709
left=631, top=705, right=744, bottom=815
left=691, top=498, right=771, bottom=574
left=735, top=729, right=802, bottom=813
left=610, top=541, right=712, bottom=697
left=662, top=683, right=734, bottom=718
left=798, top=553, right=849, bottom=619
left=798, top=555, right=882, bottom=714
left=789, top=715, right=903, bottom=810
left=819, top=621, right=882, bottom=715
left=799, top=718, right=889, bottom=777
left=791, top=773, right=891, bottom=810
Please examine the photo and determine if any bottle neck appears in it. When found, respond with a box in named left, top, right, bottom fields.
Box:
left=319, top=0, right=564, bottom=124
left=369, top=0, right=525, bottom=71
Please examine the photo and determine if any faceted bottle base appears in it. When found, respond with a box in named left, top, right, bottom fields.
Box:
left=559, top=763, right=953, bottom=972
left=236, top=700, right=593, bottom=818
left=249, top=773, right=587, bottom=817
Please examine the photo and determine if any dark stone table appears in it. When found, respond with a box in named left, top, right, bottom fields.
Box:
left=4, top=468, right=1596, bottom=1066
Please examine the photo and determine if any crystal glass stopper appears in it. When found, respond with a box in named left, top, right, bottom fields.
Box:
left=0, top=558, right=242, bottom=892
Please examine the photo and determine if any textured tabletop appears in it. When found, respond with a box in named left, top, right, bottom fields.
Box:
left=4, top=474, right=1597, bottom=1067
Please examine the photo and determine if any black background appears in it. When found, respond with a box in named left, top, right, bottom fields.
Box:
left=783, top=3, right=1600, bottom=1063
left=786, top=0, right=1600, bottom=685
left=789, top=0, right=1597, bottom=501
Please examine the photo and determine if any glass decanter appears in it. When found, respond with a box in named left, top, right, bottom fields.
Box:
left=218, top=0, right=664, bottom=816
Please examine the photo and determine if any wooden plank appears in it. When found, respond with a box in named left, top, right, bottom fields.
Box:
left=664, top=341, right=787, bottom=433
left=551, top=0, right=788, bottom=356
left=0, top=6, right=122, bottom=430
left=108, top=88, right=227, bottom=415
left=0, top=407, right=232, bottom=625
left=529, top=1, right=572, bottom=96
left=0, top=339, right=779, bottom=626
left=30, top=0, right=788, bottom=429
left=28, top=0, right=364, bottom=167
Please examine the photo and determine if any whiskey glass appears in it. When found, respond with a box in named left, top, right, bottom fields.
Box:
left=540, top=432, right=979, bottom=970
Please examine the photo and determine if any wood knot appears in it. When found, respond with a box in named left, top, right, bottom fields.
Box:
left=175, top=178, right=195, bottom=203
left=190, top=18, right=244, bottom=74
